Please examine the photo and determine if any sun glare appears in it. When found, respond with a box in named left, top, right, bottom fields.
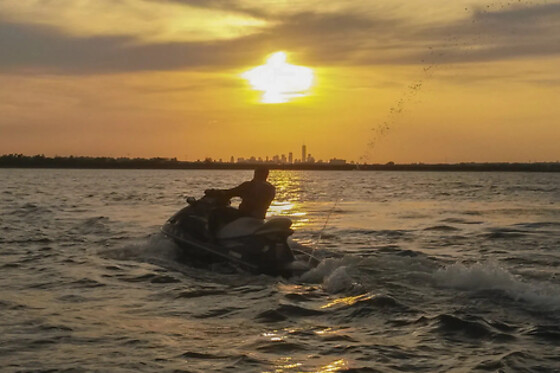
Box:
left=242, top=51, right=314, bottom=104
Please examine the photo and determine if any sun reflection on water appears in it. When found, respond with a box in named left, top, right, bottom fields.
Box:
left=318, top=359, right=349, bottom=372
left=269, top=357, right=349, bottom=373
left=321, top=293, right=376, bottom=309
left=267, top=172, right=310, bottom=229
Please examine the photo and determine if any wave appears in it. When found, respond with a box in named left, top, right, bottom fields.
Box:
left=174, top=288, right=228, bottom=299
left=474, top=350, right=558, bottom=372
left=298, top=256, right=362, bottom=293
left=71, top=216, right=112, bottom=235
left=338, top=294, right=414, bottom=320
left=524, top=325, right=560, bottom=344
left=254, top=304, right=325, bottom=323
left=194, top=306, right=243, bottom=319
left=431, top=314, right=516, bottom=341
left=254, top=340, right=308, bottom=353
left=433, top=261, right=560, bottom=310
left=424, top=225, right=461, bottom=232
left=98, top=233, right=181, bottom=263
left=118, top=273, right=181, bottom=284
left=440, top=217, right=483, bottom=225
left=514, top=221, right=560, bottom=229
left=482, top=228, right=528, bottom=239
left=8, top=203, right=53, bottom=217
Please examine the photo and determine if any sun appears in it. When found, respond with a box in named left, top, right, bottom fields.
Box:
left=242, top=51, right=314, bottom=104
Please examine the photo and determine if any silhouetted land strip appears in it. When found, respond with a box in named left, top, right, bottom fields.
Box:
left=1, top=154, right=559, bottom=172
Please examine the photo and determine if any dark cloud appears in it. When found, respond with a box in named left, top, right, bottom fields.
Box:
left=1, top=3, right=559, bottom=74
left=408, top=3, right=560, bottom=64
left=473, top=2, right=560, bottom=23
left=145, top=0, right=268, bottom=18
left=0, top=21, right=268, bottom=74
left=0, top=11, right=408, bottom=73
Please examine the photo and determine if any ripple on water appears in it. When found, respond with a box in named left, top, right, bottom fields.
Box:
left=118, top=273, right=181, bottom=284
left=482, top=228, right=529, bottom=239
left=57, top=294, right=89, bottom=303
left=524, top=324, right=560, bottom=345
left=254, top=309, right=288, bottom=323
left=174, top=288, right=228, bottom=298
left=342, top=295, right=414, bottom=319
left=432, top=314, right=516, bottom=342
left=70, top=216, right=112, bottom=235
left=9, top=203, right=53, bottom=218
left=254, top=340, right=308, bottom=354
left=440, top=217, right=483, bottom=225
left=69, top=278, right=106, bottom=288
left=253, top=304, right=321, bottom=326
left=0, top=300, right=28, bottom=311
left=276, top=304, right=325, bottom=317
left=473, top=350, right=560, bottom=372
left=423, top=225, right=461, bottom=232
left=194, top=307, right=244, bottom=319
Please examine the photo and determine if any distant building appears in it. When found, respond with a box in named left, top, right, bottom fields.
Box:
left=329, top=158, right=347, bottom=165
left=302, top=145, right=307, bottom=163
left=288, top=152, right=293, bottom=164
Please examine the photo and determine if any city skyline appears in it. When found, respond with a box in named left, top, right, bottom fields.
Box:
left=205, top=145, right=349, bottom=165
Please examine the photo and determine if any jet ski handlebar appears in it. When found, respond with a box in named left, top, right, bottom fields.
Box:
left=204, top=189, right=224, bottom=197
left=184, top=190, right=231, bottom=207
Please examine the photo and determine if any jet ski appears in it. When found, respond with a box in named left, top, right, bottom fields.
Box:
left=161, top=193, right=318, bottom=277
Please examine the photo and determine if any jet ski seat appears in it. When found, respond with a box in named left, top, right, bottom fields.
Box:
left=216, top=217, right=293, bottom=240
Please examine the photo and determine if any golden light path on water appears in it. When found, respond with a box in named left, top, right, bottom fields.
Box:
left=267, top=172, right=310, bottom=228
left=269, top=357, right=349, bottom=372
left=242, top=51, right=314, bottom=104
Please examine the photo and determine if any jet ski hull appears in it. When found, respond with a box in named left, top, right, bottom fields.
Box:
left=161, top=197, right=315, bottom=277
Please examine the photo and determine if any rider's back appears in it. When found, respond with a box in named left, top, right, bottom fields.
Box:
left=236, top=180, right=275, bottom=219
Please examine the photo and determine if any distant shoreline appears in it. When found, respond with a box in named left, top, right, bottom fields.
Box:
left=1, top=154, right=559, bottom=172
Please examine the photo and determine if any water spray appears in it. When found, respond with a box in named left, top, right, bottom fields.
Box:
left=361, top=0, right=551, bottom=164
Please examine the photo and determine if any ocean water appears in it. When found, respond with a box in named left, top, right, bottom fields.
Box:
left=1, top=169, right=559, bottom=372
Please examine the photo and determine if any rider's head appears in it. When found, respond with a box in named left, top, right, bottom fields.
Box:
left=254, top=166, right=269, bottom=181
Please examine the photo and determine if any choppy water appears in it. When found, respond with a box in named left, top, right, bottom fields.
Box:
left=1, top=169, right=560, bottom=372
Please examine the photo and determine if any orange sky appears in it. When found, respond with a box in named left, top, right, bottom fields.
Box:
left=1, top=0, right=559, bottom=163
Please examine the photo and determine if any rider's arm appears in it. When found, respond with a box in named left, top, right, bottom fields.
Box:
left=222, top=181, right=250, bottom=199
left=205, top=182, right=249, bottom=199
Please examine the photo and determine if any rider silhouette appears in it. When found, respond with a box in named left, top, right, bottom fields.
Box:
left=205, top=167, right=275, bottom=235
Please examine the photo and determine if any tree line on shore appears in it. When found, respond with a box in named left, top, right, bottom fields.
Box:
left=1, top=154, right=559, bottom=172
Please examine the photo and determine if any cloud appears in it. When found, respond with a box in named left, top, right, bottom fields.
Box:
left=146, top=0, right=269, bottom=18
left=1, top=2, right=559, bottom=74
left=279, top=2, right=560, bottom=66
left=0, top=11, right=408, bottom=73
left=254, top=4, right=560, bottom=66
left=407, top=3, right=560, bottom=64
left=0, top=0, right=267, bottom=42
left=0, top=21, right=269, bottom=74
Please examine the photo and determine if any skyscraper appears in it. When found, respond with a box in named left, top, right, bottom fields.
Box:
left=302, top=145, right=307, bottom=163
